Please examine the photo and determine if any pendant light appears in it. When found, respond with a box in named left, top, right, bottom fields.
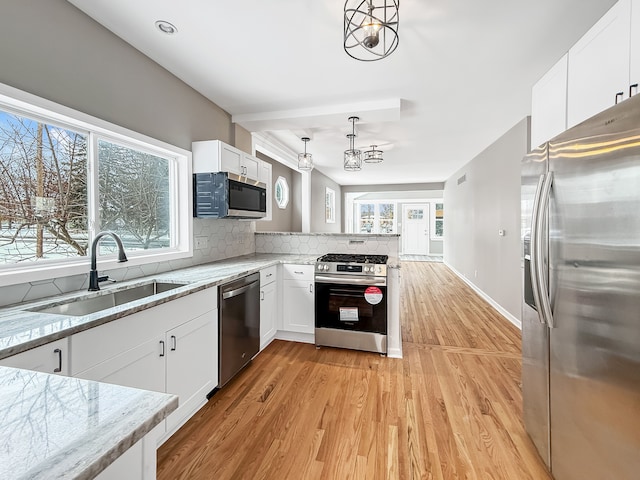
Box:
left=364, top=145, right=383, bottom=163
left=298, top=137, right=314, bottom=171
left=344, top=116, right=362, bottom=171
left=344, top=0, right=399, bottom=62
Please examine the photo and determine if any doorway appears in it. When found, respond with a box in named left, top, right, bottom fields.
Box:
left=402, top=203, right=429, bottom=255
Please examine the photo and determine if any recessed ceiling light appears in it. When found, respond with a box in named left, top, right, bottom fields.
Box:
left=155, top=20, right=177, bottom=35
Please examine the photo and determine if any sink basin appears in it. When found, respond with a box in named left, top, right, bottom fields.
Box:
left=30, top=281, right=188, bottom=317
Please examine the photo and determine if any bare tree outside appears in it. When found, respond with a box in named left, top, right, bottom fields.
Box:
left=0, top=111, right=88, bottom=263
left=0, top=109, right=173, bottom=266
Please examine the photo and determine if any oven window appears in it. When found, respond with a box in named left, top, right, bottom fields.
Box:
left=315, top=282, right=387, bottom=334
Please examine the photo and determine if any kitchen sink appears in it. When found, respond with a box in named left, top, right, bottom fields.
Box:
left=30, top=281, right=188, bottom=317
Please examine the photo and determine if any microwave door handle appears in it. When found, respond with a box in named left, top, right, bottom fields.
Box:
left=529, top=173, right=546, bottom=325
left=534, top=172, right=555, bottom=328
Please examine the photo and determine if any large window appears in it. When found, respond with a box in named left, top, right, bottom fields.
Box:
left=356, top=201, right=396, bottom=234
left=0, top=85, right=191, bottom=285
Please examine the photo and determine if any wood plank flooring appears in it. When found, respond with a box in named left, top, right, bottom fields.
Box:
left=157, top=262, right=551, bottom=479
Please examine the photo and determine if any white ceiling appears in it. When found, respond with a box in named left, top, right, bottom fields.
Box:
left=67, top=0, right=616, bottom=186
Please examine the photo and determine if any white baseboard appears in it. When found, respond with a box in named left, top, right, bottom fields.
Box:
left=387, top=347, right=403, bottom=359
left=275, top=330, right=315, bottom=344
left=444, top=261, right=522, bottom=330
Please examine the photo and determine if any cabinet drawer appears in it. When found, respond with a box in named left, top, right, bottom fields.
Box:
left=282, top=264, right=314, bottom=281
left=260, top=265, right=277, bottom=285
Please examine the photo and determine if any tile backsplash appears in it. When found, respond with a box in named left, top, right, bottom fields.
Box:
left=255, top=232, right=399, bottom=257
left=0, top=219, right=255, bottom=308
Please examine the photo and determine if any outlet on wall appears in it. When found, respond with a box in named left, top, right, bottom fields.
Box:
left=195, top=236, right=208, bottom=249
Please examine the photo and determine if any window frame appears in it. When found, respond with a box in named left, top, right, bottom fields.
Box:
left=0, top=82, right=192, bottom=287
left=325, top=187, right=335, bottom=223
left=431, top=201, right=444, bottom=239
left=354, top=200, right=397, bottom=234
left=274, top=176, right=289, bottom=209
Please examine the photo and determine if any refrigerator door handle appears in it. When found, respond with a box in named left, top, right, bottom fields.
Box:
left=530, top=173, right=546, bottom=324
left=534, top=171, right=555, bottom=328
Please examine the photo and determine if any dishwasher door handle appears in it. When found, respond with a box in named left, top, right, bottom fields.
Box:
left=222, top=281, right=258, bottom=300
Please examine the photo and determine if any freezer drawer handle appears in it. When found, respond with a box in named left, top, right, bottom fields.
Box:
left=534, top=171, right=555, bottom=328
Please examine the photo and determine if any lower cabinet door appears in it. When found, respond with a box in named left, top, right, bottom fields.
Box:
left=0, top=338, right=69, bottom=375
left=74, top=334, right=166, bottom=394
left=165, top=310, right=217, bottom=434
left=282, top=279, right=314, bottom=334
left=260, top=281, right=277, bottom=349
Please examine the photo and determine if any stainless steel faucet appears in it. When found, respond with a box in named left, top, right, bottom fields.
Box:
left=88, top=231, right=128, bottom=291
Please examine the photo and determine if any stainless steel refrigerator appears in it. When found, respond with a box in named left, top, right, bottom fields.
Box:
left=522, top=93, right=640, bottom=480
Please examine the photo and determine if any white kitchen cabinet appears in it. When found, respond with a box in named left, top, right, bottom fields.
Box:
left=567, top=0, right=632, bottom=128
left=74, top=334, right=165, bottom=393
left=631, top=0, right=640, bottom=94
left=0, top=337, right=69, bottom=375
left=71, top=287, right=217, bottom=441
left=259, top=265, right=278, bottom=350
left=281, top=265, right=314, bottom=335
left=258, top=160, right=273, bottom=222
left=531, top=54, right=568, bottom=149
left=165, top=311, right=216, bottom=433
left=193, top=140, right=260, bottom=180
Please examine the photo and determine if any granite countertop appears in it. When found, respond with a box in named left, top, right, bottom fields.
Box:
left=0, top=253, right=318, bottom=360
left=0, top=365, right=178, bottom=480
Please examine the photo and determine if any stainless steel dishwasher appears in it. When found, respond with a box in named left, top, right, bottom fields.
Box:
left=218, top=272, right=260, bottom=388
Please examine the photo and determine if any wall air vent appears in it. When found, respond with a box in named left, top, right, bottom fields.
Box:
left=457, top=174, right=467, bottom=185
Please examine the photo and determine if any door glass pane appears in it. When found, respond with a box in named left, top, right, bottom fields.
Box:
left=407, top=209, right=423, bottom=220
left=98, top=140, right=171, bottom=252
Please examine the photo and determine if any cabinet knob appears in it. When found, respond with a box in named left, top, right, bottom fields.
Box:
left=615, top=91, right=624, bottom=104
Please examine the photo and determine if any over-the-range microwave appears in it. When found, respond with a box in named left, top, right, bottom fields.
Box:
left=193, top=172, right=267, bottom=219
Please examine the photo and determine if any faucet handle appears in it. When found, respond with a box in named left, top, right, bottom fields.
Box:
left=97, top=275, right=116, bottom=284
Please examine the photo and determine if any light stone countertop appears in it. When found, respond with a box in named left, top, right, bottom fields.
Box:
left=0, top=365, right=178, bottom=480
left=0, top=253, right=318, bottom=360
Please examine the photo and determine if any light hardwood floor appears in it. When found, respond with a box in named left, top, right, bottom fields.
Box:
left=157, top=262, right=551, bottom=479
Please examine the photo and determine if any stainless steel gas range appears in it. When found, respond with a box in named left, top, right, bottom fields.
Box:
left=314, top=253, right=388, bottom=354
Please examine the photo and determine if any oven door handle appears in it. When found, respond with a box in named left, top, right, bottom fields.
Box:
left=315, top=275, right=386, bottom=286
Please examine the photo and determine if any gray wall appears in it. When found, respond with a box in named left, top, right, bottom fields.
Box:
left=0, top=0, right=232, bottom=150
left=311, top=170, right=342, bottom=233
left=443, top=117, right=530, bottom=321
left=255, top=152, right=302, bottom=232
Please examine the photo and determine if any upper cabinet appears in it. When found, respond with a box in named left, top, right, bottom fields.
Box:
left=531, top=54, right=568, bottom=150
left=193, top=140, right=261, bottom=181
left=567, top=0, right=637, bottom=128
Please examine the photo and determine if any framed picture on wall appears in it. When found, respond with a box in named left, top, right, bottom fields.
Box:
left=325, top=187, right=335, bottom=223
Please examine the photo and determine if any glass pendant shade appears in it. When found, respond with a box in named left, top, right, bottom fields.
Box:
left=298, top=137, right=314, bottom=171
left=364, top=145, right=383, bottom=163
left=344, top=144, right=362, bottom=171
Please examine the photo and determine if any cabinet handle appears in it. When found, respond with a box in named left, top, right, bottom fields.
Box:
left=615, top=91, right=624, bottom=104
left=309, top=284, right=313, bottom=293
left=630, top=84, right=639, bottom=97
left=294, top=271, right=304, bottom=275
left=266, top=273, right=272, bottom=278
left=261, top=290, right=265, bottom=300
left=159, top=340, right=165, bottom=357
left=53, top=348, right=62, bottom=373
left=170, top=335, right=177, bottom=351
